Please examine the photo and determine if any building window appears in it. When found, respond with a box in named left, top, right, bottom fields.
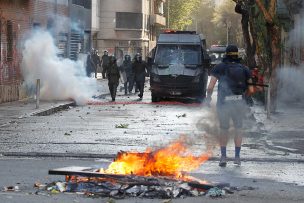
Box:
left=7, top=20, right=13, bottom=61
left=116, top=12, right=143, bottom=29
left=72, top=0, right=91, bottom=9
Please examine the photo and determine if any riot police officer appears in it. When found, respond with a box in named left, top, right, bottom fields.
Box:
left=132, top=53, right=147, bottom=100
left=120, top=55, right=133, bottom=95
left=106, top=56, right=120, bottom=102
left=101, top=50, right=110, bottom=79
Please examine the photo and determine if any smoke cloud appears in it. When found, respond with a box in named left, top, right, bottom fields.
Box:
left=277, top=10, right=304, bottom=104
left=21, top=29, right=98, bottom=105
left=277, top=67, right=304, bottom=103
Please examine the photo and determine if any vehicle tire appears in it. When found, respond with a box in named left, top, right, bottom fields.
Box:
left=151, top=93, right=160, bottom=102
left=196, top=96, right=204, bottom=103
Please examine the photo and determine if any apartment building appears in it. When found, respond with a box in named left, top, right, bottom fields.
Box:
left=97, top=0, right=166, bottom=60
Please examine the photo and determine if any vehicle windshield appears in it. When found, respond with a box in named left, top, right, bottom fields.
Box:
left=154, top=45, right=201, bottom=65
left=209, top=52, right=225, bottom=62
left=180, top=45, right=201, bottom=65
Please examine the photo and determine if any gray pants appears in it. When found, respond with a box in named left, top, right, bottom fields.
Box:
left=217, top=101, right=247, bottom=130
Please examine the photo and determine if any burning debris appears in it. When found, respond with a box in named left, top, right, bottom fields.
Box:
left=45, top=137, right=230, bottom=199
left=44, top=173, right=217, bottom=198
left=100, top=136, right=209, bottom=178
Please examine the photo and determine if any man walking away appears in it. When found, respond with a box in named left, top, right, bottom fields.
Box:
left=101, top=50, right=110, bottom=79
left=106, top=56, right=120, bottom=102
left=206, top=45, right=254, bottom=167
left=132, top=53, right=147, bottom=100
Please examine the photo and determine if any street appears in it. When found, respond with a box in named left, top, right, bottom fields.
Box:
left=1, top=0, right=304, bottom=202
left=0, top=80, right=304, bottom=202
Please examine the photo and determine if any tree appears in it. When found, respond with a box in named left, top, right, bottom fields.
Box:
left=255, top=0, right=282, bottom=112
left=165, top=0, right=201, bottom=30
left=191, top=0, right=220, bottom=46
left=233, top=0, right=257, bottom=69
left=212, top=1, right=243, bottom=46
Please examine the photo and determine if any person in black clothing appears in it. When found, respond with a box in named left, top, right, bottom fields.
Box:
left=132, top=53, right=147, bottom=100
left=101, top=50, right=110, bottom=79
left=92, top=50, right=101, bottom=78
left=86, top=51, right=94, bottom=77
left=206, top=45, right=254, bottom=167
left=120, top=55, right=133, bottom=95
left=106, top=56, right=120, bottom=101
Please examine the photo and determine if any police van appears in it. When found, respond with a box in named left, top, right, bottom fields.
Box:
left=150, top=31, right=210, bottom=102
left=208, top=45, right=227, bottom=67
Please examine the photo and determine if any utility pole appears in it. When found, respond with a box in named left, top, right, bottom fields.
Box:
left=226, top=20, right=231, bottom=45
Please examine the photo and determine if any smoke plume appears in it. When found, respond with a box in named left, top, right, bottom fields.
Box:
left=21, top=29, right=98, bottom=105
left=277, top=10, right=304, bottom=104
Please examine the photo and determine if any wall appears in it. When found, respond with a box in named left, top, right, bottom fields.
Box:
left=0, top=0, right=69, bottom=103
left=0, top=0, right=31, bottom=103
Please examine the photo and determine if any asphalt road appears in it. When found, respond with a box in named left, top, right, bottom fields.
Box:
left=0, top=83, right=304, bottom=202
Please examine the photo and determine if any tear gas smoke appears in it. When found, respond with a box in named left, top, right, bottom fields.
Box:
left=277, top=68, right=304, bottom=103
left=21, top=30, right=98, bottom=105
left=277, top=10, right=304, bottom=104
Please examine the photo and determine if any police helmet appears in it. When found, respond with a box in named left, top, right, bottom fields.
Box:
left=135, top=53, right=142, bottom=61
left=125, top=55, right=131, bottom=61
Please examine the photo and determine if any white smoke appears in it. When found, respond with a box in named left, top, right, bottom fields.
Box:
left=21, top=29, right=98, bottom=105
left=277, top=9, right=304, bottom=104
left=278, top=67, right=304, bottom=103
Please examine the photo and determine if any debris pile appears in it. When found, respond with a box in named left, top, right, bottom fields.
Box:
left=39, top=176, right=230, bottom=199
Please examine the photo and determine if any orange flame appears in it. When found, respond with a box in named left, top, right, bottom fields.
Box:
left=100, top=137, right=209, bottom=179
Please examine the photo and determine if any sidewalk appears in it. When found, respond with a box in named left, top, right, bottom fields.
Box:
left=0, top=99, right=75, bottom=127
left=251, top=100, right=304, bottom=156
left=0, top=78, right=110, bottom=127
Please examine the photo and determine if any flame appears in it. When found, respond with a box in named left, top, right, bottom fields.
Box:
left=100, top=137, right=209, bottom=179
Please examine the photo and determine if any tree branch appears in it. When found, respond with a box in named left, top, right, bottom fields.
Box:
left=255, top=0, right=273, bottom=25
left=269, top=0, right=277, bottom=18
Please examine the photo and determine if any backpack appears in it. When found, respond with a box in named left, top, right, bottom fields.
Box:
left=224, top=63, right=247, bottom=95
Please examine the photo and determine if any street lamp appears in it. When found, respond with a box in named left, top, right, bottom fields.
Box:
left=226, top=20, right=231, bottom=45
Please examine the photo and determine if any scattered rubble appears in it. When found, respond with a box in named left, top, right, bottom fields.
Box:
left=176, top=113, right=187, bottom=118
left=115, top=124, right=129, bottom=129
left=2, top=186, right=20, bottom=192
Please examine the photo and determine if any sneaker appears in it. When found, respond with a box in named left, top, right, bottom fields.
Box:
left=219, top=156, right=227, bottom=167
left=234, top=157, right=241, bottom=166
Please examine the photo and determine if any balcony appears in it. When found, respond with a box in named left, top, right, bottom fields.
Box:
left=150, top=14, right=166, bottom=27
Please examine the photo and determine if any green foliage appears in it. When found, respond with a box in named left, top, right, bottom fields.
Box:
left=165, top=0, right=201, bottom=30
left=212, top=0, right=242, bottom=45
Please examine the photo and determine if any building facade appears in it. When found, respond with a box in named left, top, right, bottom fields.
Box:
left=96, top=0, right=166, bottom=60
left=0, top=0, right=95, bottom=103
left=0, top=0, right=31, bottom=103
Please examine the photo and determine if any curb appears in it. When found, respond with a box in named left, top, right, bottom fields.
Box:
left=1, top=152, right=304, bottom=163
left=31, top=101, right=76, bottom=116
